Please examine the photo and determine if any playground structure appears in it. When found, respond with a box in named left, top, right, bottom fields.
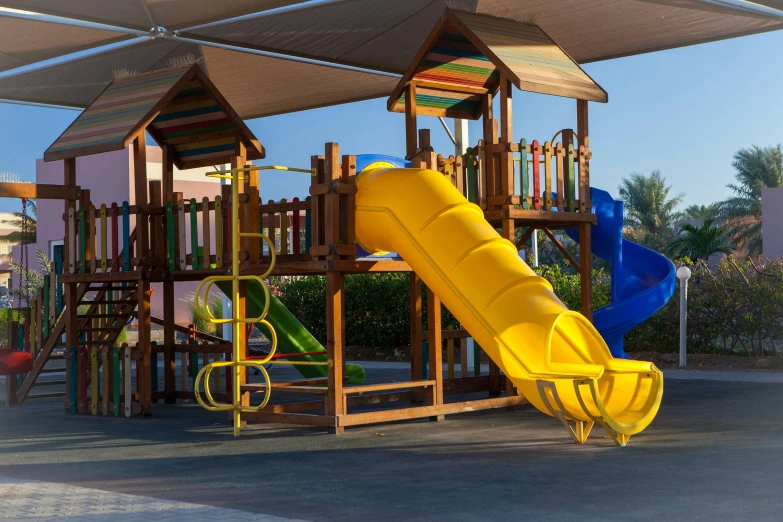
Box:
left=3, top=9, right=674, bottom=445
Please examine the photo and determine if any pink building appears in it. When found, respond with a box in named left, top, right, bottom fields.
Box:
left=15, top=145, right=227, bottom=325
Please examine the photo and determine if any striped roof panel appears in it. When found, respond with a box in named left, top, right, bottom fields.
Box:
left=45, top=65, right=264, bottom=166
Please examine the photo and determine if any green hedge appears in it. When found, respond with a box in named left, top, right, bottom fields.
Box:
left=0, top=308, right=28, bottom=347
left=274, top=267, right=610, bottom=349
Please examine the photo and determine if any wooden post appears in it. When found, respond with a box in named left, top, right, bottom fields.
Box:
left=137, top=279, right=152, bottom=415
left=324, top=143, right=341, bottom=259
left=426, top=289, right=444, bottom=421
left=325, top=271, right=345, bottom=433
left=577, top=99, right=591, bottom=213
left=404, top=83, right=418, bottom=158
left=233, top=139, right=249, bottom=411
left=133, top=134, right=149, bottom=258
left=579, top=221, right=593, bottom=322
left=149, top=181, right=163, bottom=258
left=409, top=273, right=423, bottom=404
left=246, top=168, right=260, bottom=264
left=163, top=146, right=176, bottom=404
left=63, top=158, right=77, bottom=412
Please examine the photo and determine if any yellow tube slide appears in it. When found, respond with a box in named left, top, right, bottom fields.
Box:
left=355, top=167, right=663, bottom=444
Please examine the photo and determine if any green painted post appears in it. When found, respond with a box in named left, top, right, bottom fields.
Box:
left=466, top=147, right=476, bottom=203
left=166, top=201, right=175, bottom=270
left=520, top=139, right=529, bottom=210
left=113, top=347, right=120, bottom=417
left=55, top=249, right=63, bottom=314
left=567, top=144, right=576, bottom=212
left=190, top=198, right=199, bottom=270
left=305, top=196, right=312, bottom=254
left=474, top=342, right=482, bottom=376
left=78, top=206, right=86, bottom=273
left=69, top=347, right=77, bottom=414
left=122, top=202, right=130, bottom=271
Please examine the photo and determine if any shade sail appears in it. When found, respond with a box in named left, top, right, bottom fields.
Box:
left=0, top=0, right=781, bottom=117
left=0, top=15, right=131, bottom=73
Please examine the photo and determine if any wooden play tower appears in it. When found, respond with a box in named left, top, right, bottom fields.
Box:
left=7, top=9, right=607, bottom=437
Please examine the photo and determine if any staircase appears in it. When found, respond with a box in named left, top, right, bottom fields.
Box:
left=14, top=280, right=139, bottom=405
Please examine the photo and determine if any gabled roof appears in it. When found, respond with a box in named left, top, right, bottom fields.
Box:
left=44, top=64, right=265, bottom=168
left=388, top=10, right=608, bottom=119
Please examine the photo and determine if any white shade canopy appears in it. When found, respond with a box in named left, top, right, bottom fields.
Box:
left=0, top=0, right=781, bottom=117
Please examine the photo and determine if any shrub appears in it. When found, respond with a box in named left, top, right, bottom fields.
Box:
left=183, top=292, right=223, bottom=337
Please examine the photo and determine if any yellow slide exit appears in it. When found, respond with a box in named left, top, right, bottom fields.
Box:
left=355, top=167, right=663, bottom=445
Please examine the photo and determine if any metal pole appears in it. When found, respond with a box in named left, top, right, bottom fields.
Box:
left=532, top=231, right=539, bottom=267
left=676, top=266, right=691, bottom=367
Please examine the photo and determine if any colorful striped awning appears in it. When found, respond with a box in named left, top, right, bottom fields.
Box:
left=389, top=10, right=607, bottom=119
left=45, top=65, right=264, bottom=168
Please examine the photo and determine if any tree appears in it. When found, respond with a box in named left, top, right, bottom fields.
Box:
left=683, top=203, right=721, bottom=222
left=667, top=219, right=734, bottom=261
left=720, top=145, right=783, bottom=257
left=10, top=247, right=50, bottom=304
left=0, top=198, right=36, bottom=244
left=618, top=171, right=683, bottom=251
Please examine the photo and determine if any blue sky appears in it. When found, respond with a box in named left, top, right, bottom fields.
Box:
left=0, top=28, right=781, bottom=214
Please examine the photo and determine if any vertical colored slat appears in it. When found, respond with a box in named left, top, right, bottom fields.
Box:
left=181, top=352, right=189, bottom=397
left=190, top=198, right=199, bottom=270
left=191, top=351, right=199, bottom=391
left=532, top=140, right=541, bottom=210
left=124, top=345, right=131, bottom=418
left=100, top=204, right=107, bottom=271
left=544, top=141, right=553, bottom=210
left=111, top=203, right=119, bottom=271
left=268, top=200, right=277, bottom=254
left=280, top=200, right=289, bottom=255
left=578, top=144, right=589, bottom=213
left=556, top=143, right=565, bottom=211
left=88, top=206, right=96, bottom=273
left=113, top=346, right=120, bottom=417
left=202, top=197, right=211, bottom=268
left=69, top=346, right=77, bottom=414
left=68, top=208, right=76, bottom=274
left=166, top=201, right=175, bottom=270
left=78, top=207, right=86, bottom=273
left=305, top=196, right=312, bottom=254
left=214, top=196, right=223, bottom=268
left=55, top=248, right=63, bottom=313
left=177, top=195, right=187, bottom=269
left=474, top=342, right=481, bottom=377
left=91, top=346, right=98, bottom=415
left=48, top=270, right=55, bottom=330
left=122, top=202, right=130, bottom=271
left=292, top=197, right=301, bottom=254
left=519, top=139, right=528, bottom=210
left=421, top=339, right=428, bottom=380
left=101, top=346, right=109, bottom=416
left=567, top=144, right=576, bottom=212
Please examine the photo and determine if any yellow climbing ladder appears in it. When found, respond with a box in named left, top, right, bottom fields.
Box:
left=193, top=165, right=328, bottom=436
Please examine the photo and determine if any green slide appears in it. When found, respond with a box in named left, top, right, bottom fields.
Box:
left=216, top=281, right=365, bottom=384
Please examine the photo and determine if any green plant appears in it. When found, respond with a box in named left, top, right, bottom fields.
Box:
left=0, top=198, right=36, bottom=244
left=184, top=292, right=223, bottom=336
left=10, top=247, right=50, bottom=304
left=666, top=219, right=734, bottom=261
left=532, top=264, right=611, bottom=311
left=618, top=170, right=683, bottom=236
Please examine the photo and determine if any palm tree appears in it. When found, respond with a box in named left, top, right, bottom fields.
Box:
left=683, top=203, right=721, bottom=222
left=720, top=145, right=783, bottom=257
left=618, top=171, right=683, bottom=251
left=666, top=219, right=734, bottom=261
left=0, top=198, right=36, bottom=244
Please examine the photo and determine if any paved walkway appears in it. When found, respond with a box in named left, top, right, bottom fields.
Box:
left=0, top=475, right=307, bottom=521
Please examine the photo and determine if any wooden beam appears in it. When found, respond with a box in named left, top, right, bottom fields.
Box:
left=133, top=134, right=149, bottom=258
left=542, top=227, right=580, bottom=270
left=405, top=83, right=418, bottom=158
left=409, top=273, right=423, bottom=403
left=426, top=289, right=443, bottom=419
left=0, top=182, right=80, bottom=200
left=137, top=279, right=152, bottom=415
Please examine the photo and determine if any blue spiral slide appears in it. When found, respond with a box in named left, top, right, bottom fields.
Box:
left=567, top=188, right=676, bottom=358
